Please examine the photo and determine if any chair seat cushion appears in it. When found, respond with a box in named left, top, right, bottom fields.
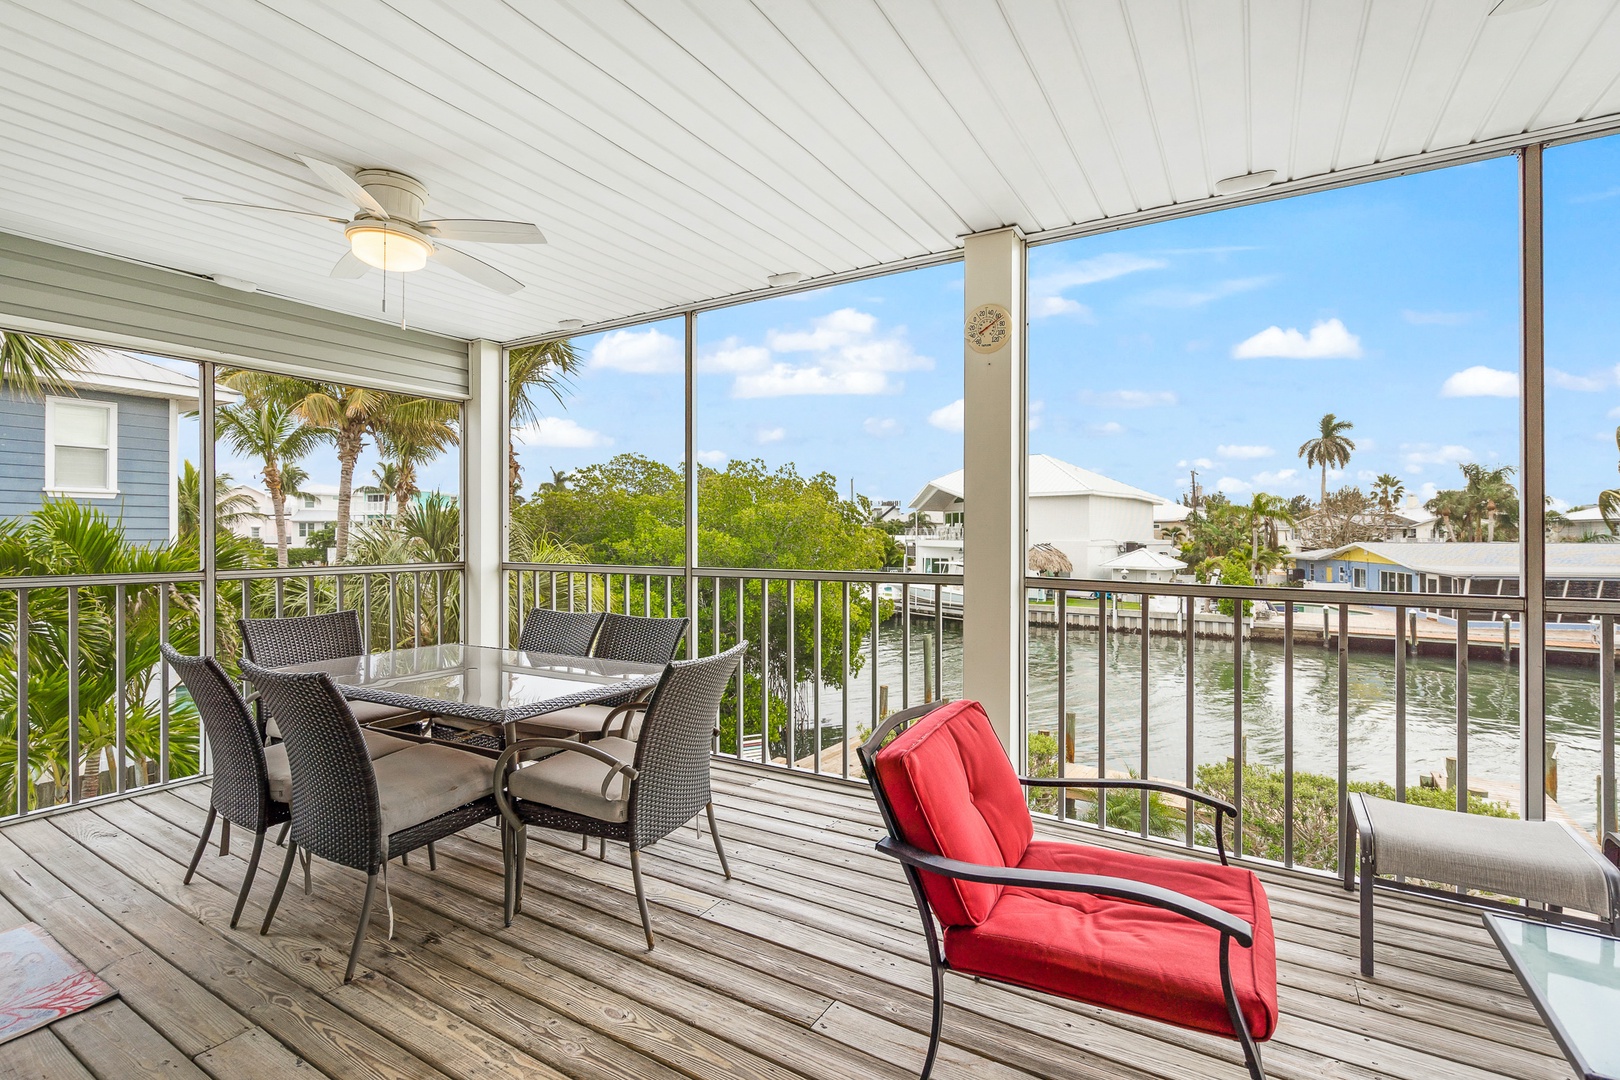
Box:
left=944, top=840, right=1278, bottom=1041
left=513, top=705, right=614, bottom=738
left=374, top=743, right=498, bottom=839
left=349, top=699, right=424, bottom=729
left=265, top=742, right=292, bottom=804
left=507, top=736, right=638, bottom=823
left=265, top=716, right=413, bottom=759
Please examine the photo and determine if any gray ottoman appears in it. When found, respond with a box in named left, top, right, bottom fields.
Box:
left=1344, top=792, right=1620, bottom=975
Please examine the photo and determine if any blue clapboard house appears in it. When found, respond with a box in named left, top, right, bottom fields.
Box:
left=0, top=349, right=203, bottom=543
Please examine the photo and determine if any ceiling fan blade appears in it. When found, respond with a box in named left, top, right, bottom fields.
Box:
left=183, top=197, right=347, bottom=223
left=430, top=244, right=524, bottom=295
left=296, top=154, right=388, bottom=218
left=330, top=251, right=370, bottom=279
left=418, top=219, right=546, bottom=244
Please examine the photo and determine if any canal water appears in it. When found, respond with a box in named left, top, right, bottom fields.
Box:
left=826, top=616, right=1608, bottom=832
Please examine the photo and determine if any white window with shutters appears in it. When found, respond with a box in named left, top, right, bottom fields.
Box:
left=44, top=397, right=117, bottom=497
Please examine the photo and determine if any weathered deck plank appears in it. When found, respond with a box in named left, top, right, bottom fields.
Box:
left=0, top=760, right=1578, bottom=1080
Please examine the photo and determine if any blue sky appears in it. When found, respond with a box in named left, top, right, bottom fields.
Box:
left=516, top=133, right=1620, bottom=515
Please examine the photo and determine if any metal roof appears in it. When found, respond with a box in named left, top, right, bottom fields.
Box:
left=1292, top=541, right=1620, bottom=576
left=912, top=454, right=1163, bottom=511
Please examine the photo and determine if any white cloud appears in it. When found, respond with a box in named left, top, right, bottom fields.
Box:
left=1216, top=476, right=1251, bottom=494
left=1252, top=468, right=1299, bottom=488
left=1090, top=421, right=1125, bottom=436
left=1549, top=495, right=1572, bottom=513
left=1549, top=368, right=1611, bottom=392
left=1232, top=318, right=1362, bottom=360
left=1028, top=399, right=1045, bottom=432
left=590, top=327, right=682, bottom=373
left=726, top=307, right=931, bottom=398
left=1217, top=444, right=1273, bottom=460
left=928, top=398, right=965, bottom=433
left=1609, top=404, right=1620, bottom=419
left=1138, top=277, right=1272, bottom=308
left=756, top=426, right=786, bottom=444
left=696, top=449, right=728, bottom=465
left=699, top=339, right=770, bottom=374
left=1417, top=482, right=1440, bottom=502
left=1078, top=389, right=1178, bottom=409
left=1402, top=310, right=1475, bottom=326
left=513, top=417, right=612, bottom=449
left=864, top=417, right=903, bottom=437
left=1031, top=295, right=1091, bottom=319
left=1029, top=253, right=1165, bottom=319
left=1176, top=457, right=1215, bottom=470
left=1440, top=365, right=1518, bottom=398
left=1403, top=443, right=1474, bottom=472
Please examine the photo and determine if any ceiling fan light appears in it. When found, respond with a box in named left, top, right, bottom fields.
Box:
left=346, top=223, right=431, bottom=272
left=557, top=319, right=584, bottom=331
left=1213, top=170, right=1278, bottom=196
left=767, top=271, right=804, bottom=287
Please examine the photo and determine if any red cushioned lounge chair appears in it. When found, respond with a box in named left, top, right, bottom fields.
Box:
left=858, top=699, right=1277, bottom=1080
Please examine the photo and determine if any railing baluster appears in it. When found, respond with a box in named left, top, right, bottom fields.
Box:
left=362, top=574, right=373, bottom=650
left=1283, top=601, right=1294, bottom=867
left=159, top=585, right=171, bottom=785
left=760, top=577, right=771, bottom=766
left=735, top=577, right=745, bottom=758
left=842, top=580, right=852, bottom=780
left=786, top=579, right=796, bottom=769
left=813, top=580, right=823, bottom=775
left=1604, top=615, right=1616, bottom=837
left=1456, top=608, right=1469, bottom=816
left=115, top=584, right=127, bottom=794
left=1098, top=586, right=1109, bottom=828
left=436, top=571, right=445, bottom=645
left=870, top=581, right=880, bottom=757
left=1395, top=603, right=1407, bottom=802
left=1140, top=590, right=1150, bottom=838
left=644, top=574, right=651, bottom=618
left=1233, top=598, right=1243, bottom=859
left=1338, top=604, right=1349, bottom=855
left=14, top=588, right=29, bottom=816
left=1184, top=595, right=1195, bottom=849
left=388, top=572, right=398, bottom=649
left=414, top=570, right=423, bottom=648
left=67, top=588, right=79, bottom=805
left=934, top=583, right=943, bottom=699
left=306, top=575, right=315, bottom=616
left=1056, top=586, right=1068, bottom=821
left=274, top=577, right=284, bottom=618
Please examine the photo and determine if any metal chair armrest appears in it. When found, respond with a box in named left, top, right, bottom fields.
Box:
left=874, top=836, right=1254, bottom=946
left=1020, top=776, right=1238, bottom=865
left=596, top=701, right=650, bottom=740
left=494, top=738, right=639, bottom=827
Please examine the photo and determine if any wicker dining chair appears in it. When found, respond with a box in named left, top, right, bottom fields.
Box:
left=238, top=610, right=419, bottom=753
left=494, top=641, right=747, bottom=947
left=512, top=612, right=691, bottom=741
left=240, top=659, right=501, bottom=981
left=516, top=608, right=604, bottom=656
left=162, top=644, right=291, bottom=929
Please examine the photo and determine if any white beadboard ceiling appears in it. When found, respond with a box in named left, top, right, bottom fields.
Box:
left=3, top=0, right=1619, bottom=344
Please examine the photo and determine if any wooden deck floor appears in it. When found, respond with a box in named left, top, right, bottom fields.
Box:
left=0, top=760, right=1576, bottom=1080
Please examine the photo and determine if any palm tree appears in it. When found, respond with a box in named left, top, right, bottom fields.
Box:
left=1460, top=463, right=1517, bottom=542
left=283, top=383, right=394, bottom=562
left=1243, top=493, right=1295, bottom=580
left=176, top=461, right=259, bottom=536
left=374, top=398, right=459, bottom=517
left=539, top=467, right=575, bottom=493
left=370, top=462, right=400, bottom=516
left=1, top=331, right=90, bottom=399
left=215, top=394, right=329, bottom=567
left=1371, top=473, right=1405, bottom=514
left=507, top=339, right=581, bottom=494
left=1298, top=413, right=1356, bottom=507
left=1599, top=428, right=1620, bottom=535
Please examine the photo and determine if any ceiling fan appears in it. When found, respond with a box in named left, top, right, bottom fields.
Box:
left=185, top=155, right=544, bottom=295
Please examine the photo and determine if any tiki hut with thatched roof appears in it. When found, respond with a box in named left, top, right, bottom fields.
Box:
left=1027, top=543, right=1073, bottom=577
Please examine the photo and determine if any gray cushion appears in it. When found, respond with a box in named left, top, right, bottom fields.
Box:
left=513, top=704, right=615, bottom=738
left=506, top=736, right=638, bottom=823
left=374, top=742, right=497, bottom=839
left=349, top=699, right=425, bottom=728
left=1357, top=794, right=1617, bottom=917
left=265, top=742, right=292, bottom=803
left=264, top=718, right=412, bottom=759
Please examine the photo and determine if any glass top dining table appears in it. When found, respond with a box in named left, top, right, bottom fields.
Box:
left=274, top=643, right=665, bottom=754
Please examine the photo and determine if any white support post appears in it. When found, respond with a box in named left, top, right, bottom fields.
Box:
left=463, top=338, right=505, bottom=648
left=961, top=227, right=1027, bottom=755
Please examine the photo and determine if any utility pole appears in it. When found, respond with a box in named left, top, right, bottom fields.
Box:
left=1189, top=469, right=1200, bottom=511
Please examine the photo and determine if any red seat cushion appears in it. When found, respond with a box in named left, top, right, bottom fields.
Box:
left=873, top=700, right=1033, bottom=926
left=944, top=840, right=1279, bottom=1041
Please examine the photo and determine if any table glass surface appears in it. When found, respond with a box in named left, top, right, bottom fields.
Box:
left=1486, top=914, right=1620, bottom=1080
left=276, top=643, right=663, bottom=722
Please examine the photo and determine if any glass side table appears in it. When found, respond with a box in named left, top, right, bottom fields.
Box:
left=1484, top=912, right=1620, bottom=1080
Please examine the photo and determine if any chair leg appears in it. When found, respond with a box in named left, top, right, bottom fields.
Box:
left=276, top=821, right=289, bottom=847
left=401, top=851, right=409, bottom=867
left=427, top=841, right=437, bottom=871
left=920, top=954, right=945, bottom=1080
left=218, top=818, right=230, bottom=856
left=185, top=807, right=217, bottom=885
left=630, top=848, right=654, bottom=950
left=1359, top=841, right=1376, bottom=977
left=260, top=842, right=299, bottom=935
left=515, top=828, right=528, bottom=916
left=345, top=872, right=380, bottom=983
left=580, top=834, right=589, bottom=853
left=503, top=825, right=520, bottom=928
left=597, top=836, right=606, bottom=860
left=231, top=830, right=266, bottom=929
left=705, top=802, right=731, bottom=880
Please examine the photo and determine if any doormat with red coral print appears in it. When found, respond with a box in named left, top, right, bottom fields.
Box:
left=0, top=923, right=116, bottom=1045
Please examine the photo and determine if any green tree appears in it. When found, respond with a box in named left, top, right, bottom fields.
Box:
left=0, top=331, right=89, bottom=400
left=1598, top=428, right=1620, bottom=535
left=176, top=461, right=259, bottom=537
left=1242, top=493, right=1294, bottom=580
left=215, top=393, right=329, bottom=567
left=1425, top=463, right=1518, bottom=542
left=375, top=398, right=459, bottom=516
left=1371, top=473, right=1405, bottom=513
left=1298, top=413, right=1356, bottom=507
left=508, top=339, right=582, bottom=494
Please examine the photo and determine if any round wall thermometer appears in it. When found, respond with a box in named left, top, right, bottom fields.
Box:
left=965, top=302, right=1012, bottom=354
